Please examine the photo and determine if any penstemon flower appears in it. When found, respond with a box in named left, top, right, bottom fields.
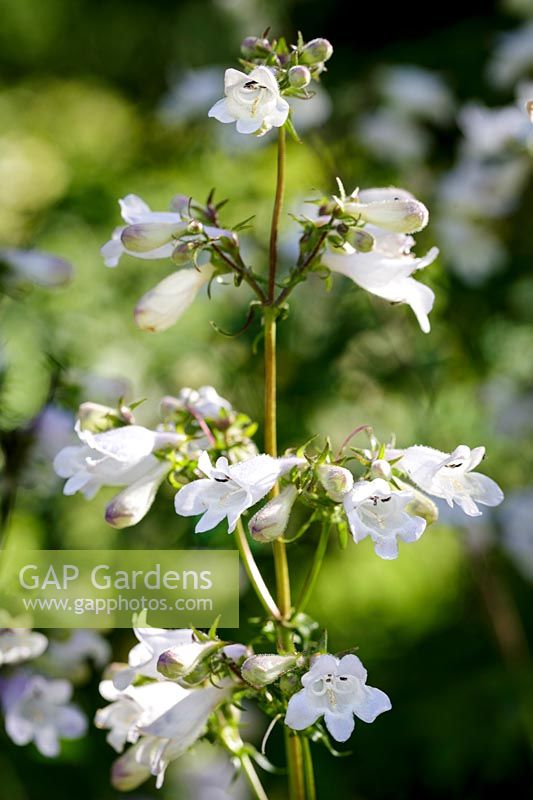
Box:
left=174, top=451, right=304, bottom=533
left=396, top=444, right=504, bottom=516
left=285, top=654, right=391, bottom=742
left=208, top=67, right=290, bottom=136
left=0, top=627, right=48, bottom=666
left=1, top=672, right=87, bottom=757
left=134, top=264, right=215, bottom=333
left=112, top=626, right=196, bottom=691
left=343, top=478, right=427, bottom=559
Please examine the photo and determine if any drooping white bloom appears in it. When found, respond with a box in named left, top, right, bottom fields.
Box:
left=208, top=67, right=289, bottom=136
left=95, top=679, right=187, bottom=753
left=397, top=445, right=504, bottom=517
left=162, top=385, right=232, bottom=420
left=377, top=65, right=455, bottom=124
left=285, top=654, right=391, bottom=742
left=134, top=264, right=215, bottom=333
left=112, top=626, right=196, bottom=691
left=0, top=628, right=48, bottom=666
left=100, top=194, right=227, bottom=268
left=112, top=682, right=232, bottom=789
left=174, top=451, right=304, bottom=533
left=1, top=673, right=87, bottom=757
left=105, top=459, right=171, bottom=528
left=344, top=188, right=429, bottom=234
left=343, top=478, right=426, bottom=560
left=53, top=423, right=181, bottom=500
left=0, top=247, right=72, bottom=288
left=248, top=484, right=298, bottom=542
left=324, top=194, right=437, bottom=333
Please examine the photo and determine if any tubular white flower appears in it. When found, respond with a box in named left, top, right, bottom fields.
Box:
left=285, top=653, right=391, bottom=742
left=208, top=67, right=289, bottom=136
left=161, top=385, right=232, bottom=420
left=100, top=194, right=227, bottom=268
left=324, top=217, right=437, bottom=333
left=53, top=423, right=181, bottom=500
left=95, top=679, right=187, bottom=753
left=1, top=673, right=87, bottom=757
left=105, top=460, right=171, bottom=529
left=134, top=264, right=214, bottom=333
left=0, top=629, right=48, bottom=666
left=343, top=478, right=427, bottom=560
left=174, top=451, right=304, bottom=533
left=397, top=445, right=504, bottom=517
left=344, top=188, right=429, bottom=234
left=112, top=627, right=196, bottom=691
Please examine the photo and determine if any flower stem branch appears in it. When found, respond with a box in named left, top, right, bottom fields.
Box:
left=302, top=737, right=317, bottom=800
left=285, top=729, right=307, bottom=800
left=240, top=753, right=271, bottom=800
left=234, top=518, right=281, bottom=620
left=295, top=520, right=331, bottom=616
left=275, top=229, right=329, bottom=308
left=211, top=244, right=266, bottom=302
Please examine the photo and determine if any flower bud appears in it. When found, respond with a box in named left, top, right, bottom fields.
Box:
left=371, top=459, right=392, bottom=480
left=77, top=402, right=134, bottom=432
left=345, top=227, right=375, bottom=253
left=105, top=461, right=170, bottom=529
left=169, top=194, right=191, bottom=214
left=288, top=65, right=311, bottom=89
left=111, top=749, right=150, bottom=792
left=249, top=485, right=297, bottom=542
left=300, top=38, right=333, bottom=66
left=403, top=485, right=439, bottom=525
left=241, top=654, right=298, bottom=688
left=157, top=640, right=223, bottom=679
left=346, top=198, right=429, bottom=234
left=121, top=222, right=187, bottom=253
left=187, top=219, right=203, bottom=235
left=171, top=242, right=194, bottom=265
left=240, top=36, right=271, bottom=58
left=317, top=464, right=354, bottom=501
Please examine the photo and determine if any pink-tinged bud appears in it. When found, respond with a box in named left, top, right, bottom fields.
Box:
left=240, top=36, right=271, bottom=58
left=317, top=464, right=354, bottom=501
left=300, top=38, right=333, bottom=66
left=121, top=222, right=187, bottom=253
left=371, top=459, right=392, bottom=480
left=288, top=65, right=311, bottom=88
left=105, top=461, right=170, bottom=529
left=241, top=654, right=299, bottom=688
left=346, top=198, right=429, bottom=234
left=249, top=485, right=297, bottom=542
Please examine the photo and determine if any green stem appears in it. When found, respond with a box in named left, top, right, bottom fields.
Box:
left=285, top=729, right=307, bottom=800
left=234, top=519, right=281, bottom=620
left=295, top=521, right=331, bottom=616
left=240, top=753, right=271, bottom=800
left=302, top=738, right=317, bottom=800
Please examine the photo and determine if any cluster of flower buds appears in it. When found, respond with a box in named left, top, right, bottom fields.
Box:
left=52, top=387, right=259, bottom=529
left=239, top=32, right=333, bottom=87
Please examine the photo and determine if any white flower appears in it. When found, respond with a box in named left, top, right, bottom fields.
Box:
left=95, top=679, right=187, bottom=753
left=377, top=65, right=454, bottom=124
left=343, top=478, right=426, bottom=560
left=208, top=67, right=289, bottom=136
left=344, top=187, right=429, bottom=234
left=162, top=385, right=232, bottom=420
left=357, top=110, right=431, bottom=164
left=112, top=682, right=232, bottom=789
left=438, top=157, right=529, bottom=219
left=0, top=247, right=72, bottom=287
left=134, top=264, right=215, bottom=333
left=499, top=489, right=533, bottom=580
left=397, top=445, right=504, bottom=517
left=112, top=626, right=196, bottom=691
left=324, top=196, right=437, bottom=333
left=248, top=484, right=298, bottom=542
left=458, top=102, right=531, bottom=157
left=174, top=451, right=304, bottom=533
left=101, top=194, right=226, bottom=268
left=105, top=459, right=170, bottom=528
left=487, top=22, right=533, bottom=88
left=53, top=423, right=181, bottom=500
left=285, top=653, right=391, bottom=742
left=0, top=629, right=48, bottom=666
left=1, top=673, right=87, bottom=757
left=435, top=216, right=505, bottom=285
left=40, top=630, right=110, bottom=679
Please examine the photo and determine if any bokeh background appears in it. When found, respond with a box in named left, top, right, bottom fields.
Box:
left=1, top=0, right=533, bottom=797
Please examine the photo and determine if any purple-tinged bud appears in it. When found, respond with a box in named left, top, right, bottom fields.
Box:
left=241, top=654, right=299, bottom=688
left=240, top=36, right=271, bottom=58
left=249, top=485, right=297, bottom=542
left=300, top=38, right=333, bottom=66
left=156, top=640, right=223, bottom=679
left=121, top=222, right=186, bottom=253
left=288, top=65, right=312, bottom=89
